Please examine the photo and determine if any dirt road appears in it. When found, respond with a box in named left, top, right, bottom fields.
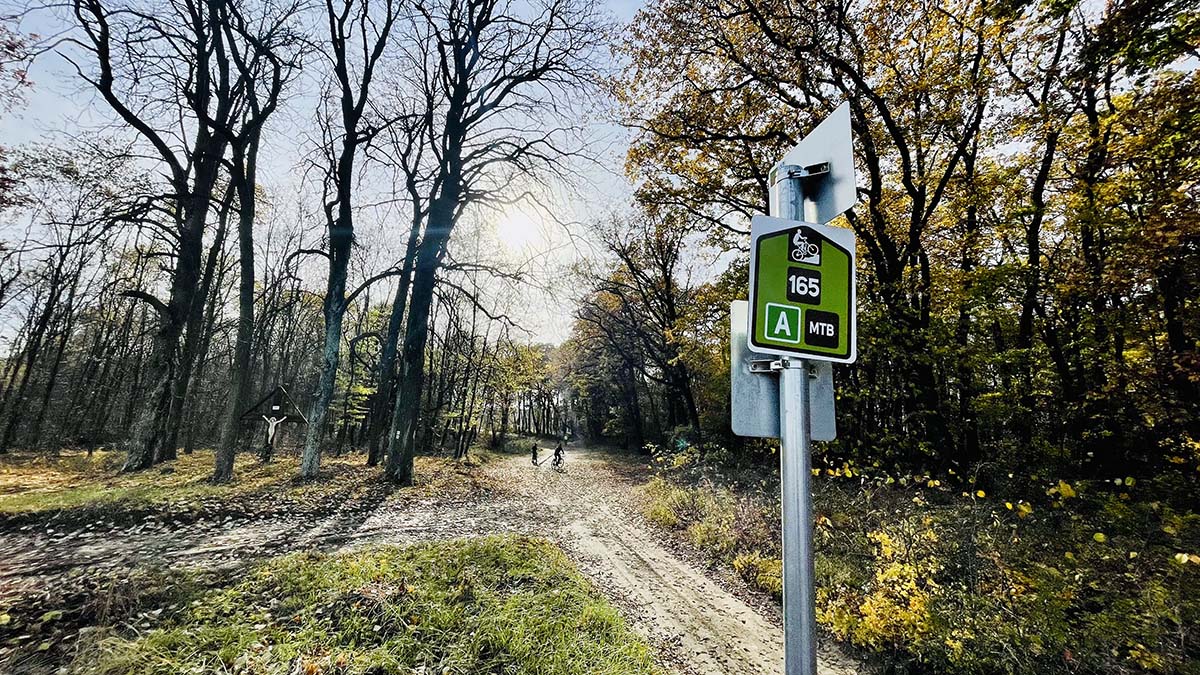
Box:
left=351, top=446, right=858, bottom=675
left=0, top=445, right=858, bottom=675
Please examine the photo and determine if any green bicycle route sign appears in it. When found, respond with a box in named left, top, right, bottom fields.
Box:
left=748, top=214, right=857, bottom=363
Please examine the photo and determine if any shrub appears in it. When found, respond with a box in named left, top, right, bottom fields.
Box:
left=646, top=500, right=679, bottom=528
left=732, top=551, right=782, bottom=597
left=641, top=446, right=1200, bottom=675
left=686, top=519, right=737, bottom=557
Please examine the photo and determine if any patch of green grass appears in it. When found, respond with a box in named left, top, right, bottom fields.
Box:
left=73, top=536, right=659, bottom=675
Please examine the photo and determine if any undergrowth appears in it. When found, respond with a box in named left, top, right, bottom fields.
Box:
left=0, top=449, right=474, bottom=525
left=641, top=442, right=1200, bottom=675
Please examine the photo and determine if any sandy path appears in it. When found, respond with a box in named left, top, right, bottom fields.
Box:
left=0, top=480, right=393, bottom=600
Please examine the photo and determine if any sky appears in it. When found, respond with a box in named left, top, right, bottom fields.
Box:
left=0, top=0, right=651, bottom=346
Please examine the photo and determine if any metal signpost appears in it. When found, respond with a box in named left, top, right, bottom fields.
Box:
left=729, top=300, right=836, bottom=441
left=732, top=102, right=857, bottom=675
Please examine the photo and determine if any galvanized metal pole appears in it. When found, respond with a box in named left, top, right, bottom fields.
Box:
left=778, top=174, right=818, bottom=675
left=779, top=360, right=816, bottom=674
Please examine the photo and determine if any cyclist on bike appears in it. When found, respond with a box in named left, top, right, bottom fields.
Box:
left=552, top=442, right=565, bottom=468
left=791, top=230, right=819, bottom=262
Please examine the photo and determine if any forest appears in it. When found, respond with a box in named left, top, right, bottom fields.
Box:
left=0, top=0, right=599, bottom=482
left=578, top=0, right=1200, bottom=474
left=0, top=0, right=1197, bottom=674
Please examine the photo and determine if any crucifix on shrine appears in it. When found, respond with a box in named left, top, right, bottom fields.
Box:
left=239, top=386, right=308, bottom=462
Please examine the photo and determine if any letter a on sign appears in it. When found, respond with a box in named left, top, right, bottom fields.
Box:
left=764, top=303, right=802, bottom=344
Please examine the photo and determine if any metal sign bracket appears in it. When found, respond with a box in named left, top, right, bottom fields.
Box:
left=749, top=359, right=821, bottom=376
left=776, top=162, right=830, bottom=182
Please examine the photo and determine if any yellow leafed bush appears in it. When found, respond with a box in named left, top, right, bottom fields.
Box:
left=732, top=551, right=782, bottom=597
left=641, top=446, right=1200, bottom=675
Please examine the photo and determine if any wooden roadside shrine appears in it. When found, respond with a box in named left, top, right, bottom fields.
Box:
left=240, top=385, right=307, bottom=462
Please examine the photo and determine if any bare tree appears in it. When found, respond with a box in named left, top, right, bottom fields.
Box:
left=298, top=0, right=399, bottom=479
left=213, top=0, right=306, bottom=483
left=361, top=94, right=434, bottom=466
left=69, top=0, right=248, bottom=470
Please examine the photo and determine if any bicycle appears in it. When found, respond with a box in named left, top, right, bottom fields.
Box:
left=791, top=232, right=819, bottom=261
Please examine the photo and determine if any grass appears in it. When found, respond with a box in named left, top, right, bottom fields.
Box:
left=71, top=535, right=659, bottom=675
left=0, top=448, right=473, bottom=521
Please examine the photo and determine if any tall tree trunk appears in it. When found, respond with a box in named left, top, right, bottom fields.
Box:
left=1017, top=130, right=1060, bottom=445
left=184, top=251, right=228, bottom=455
left=624, top=364, right=644, bottom=451
left=116, top=307, right=149, bottom=439
left=384, top=189, right=457, bottom=484
left=300, top=269, right=348, bottom=478
left=66, top=313, right=109, bottom=442
left=496, top=394, right=509, bottom=448
left=955, top=145, right=982, bottom=462
left=168, top=194, right=231, bottom=459
left=300, top=180, right=353, bottom=478
left=366, top=212, right=422, bottom=465
left=215, top=142, right=261, bottom=481
left=31, top=270, right=81, bottom=448
left=124, top=158, right=222, bottom=470
left=0, top=262, right=65, bottom=452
